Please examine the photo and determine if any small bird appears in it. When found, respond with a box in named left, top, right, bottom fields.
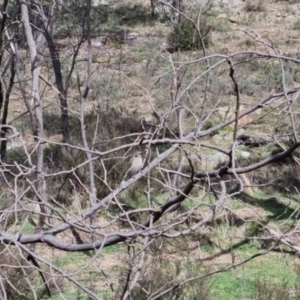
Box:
left=122, top=153, right=143, bottom=184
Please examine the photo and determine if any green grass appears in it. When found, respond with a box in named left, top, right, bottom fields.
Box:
left=152, top=193, right=168, bottom=206
left=211, top=253, right=299, bottom=299
left=231, top=199, right=246, bottom=210
left=211, top=18, right=232, bottom=33
left=20, top=220, right=35, bottom=234
left=53, top=252, right=85, bottom=268
left=4, top=148, right=24, bottom=164
left=200, top=243, right=214, bottom=253
left=99, top=243, right=124, bottom=255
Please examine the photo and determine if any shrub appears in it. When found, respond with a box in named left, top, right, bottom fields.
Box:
left=4, top=149, right=24, bottom=164
left=211, top=18, right=231, bottom=33
left=44, top=144, right=64, bottom=166
left=120, top=258, right=212, bottom=299
left=168, top=17, right=211, bottom=51
left=244, top=0, right=265, bottom=12
left=254, top=277, right=290, bottom=300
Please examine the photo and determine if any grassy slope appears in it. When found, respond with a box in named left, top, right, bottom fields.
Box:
left=7, top=0, right=300, bottom=299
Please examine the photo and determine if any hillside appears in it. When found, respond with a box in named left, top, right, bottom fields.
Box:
left=2, top=0, right=300, bottom=299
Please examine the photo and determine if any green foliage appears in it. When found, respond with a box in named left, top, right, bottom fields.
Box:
left=211, top=257, right=300, bottom=299
left=283, top=52, right=300, bottom=83
left=54, top=2, right=159, bottom=38
left=19, top=219, right=35, bottom=234
left=239, top=13, right=261, bottom=26
left=168, top=18, right=211, bottom=51
left=235, top=57, right=295, bottom=96
left=6, top=2, right=300, bottom=299
left=1, top=247, right=46, bottom=300
left=231, top=199, right=246, bottom=210
left=129, top=259, right=212, bottom=300
left=211, top=18, right=232, bottom=33
left=43, top=111, right=66, bottom=134
left=44, top=144, right=63, bottom=165
left=98, top=3, right=156, bottom=29
left=53, top=25, right=71, bottom=39
left=253, top=277, right=290, bottom=300
left=0, top=196, right=8, bottom=209
left=294, top=70, right=300, bottom=83
left=245, top=221, right=262, bottom=237
left=110, top=4, right=156, bottom=26
left=4, top=149, right=24, bottom=164
left=43, top=109, right=146, bottom=209
left=200, top=243, right=214, bottom=253
left=53, top=252, right=84, bottom=268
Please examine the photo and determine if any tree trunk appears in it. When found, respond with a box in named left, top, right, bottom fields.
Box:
left=20, top=0, right=47, bottom=231
left=0, top=0, right=9, bottom=160
left=35, top=0, right=70, bottom=143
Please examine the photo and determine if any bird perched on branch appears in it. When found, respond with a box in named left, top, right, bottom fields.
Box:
left=122, top=153, right=143, bottom=184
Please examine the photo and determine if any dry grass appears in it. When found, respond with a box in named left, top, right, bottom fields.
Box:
left=4, top=0, right=300, bottom=298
